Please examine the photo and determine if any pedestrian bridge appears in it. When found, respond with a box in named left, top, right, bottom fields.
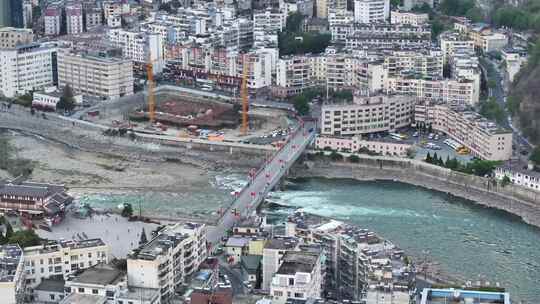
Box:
left=207, top=118, right=317, bottom=244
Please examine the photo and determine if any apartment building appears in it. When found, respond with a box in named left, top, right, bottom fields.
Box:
left=414, top=102, right=513, bottom=161
left=253, top=9, right=287, bottom=33
left=0, top=43, right=57, bottom=98
left=439, top=31, right=475, bottom=64
left=107, top=29, right=165, bottom=74
left=44, top=6, right=61, bottom=36
left=276, top=55, right=315, bottom=96
left=467, top=24, right=508, bottom=53
left=57, top=48, right=134, bottom=100
left=495, top=161, right=540, bottom=191
left=315, top=136, right=412, bottom=156
left=390, top=10, right=429, bottom=26
left=32, top=87, right=83, bottom=110
left=262, top=238, right=299, bottom=290
left=64, top=264, right=161, bottom=304
left=85, top=6, right=102, bottom=31
left=353, top=0, right=390, bottom=24
left=383, top=49, right=443, bottom=80
left=0, top=27, right=33, bottom=48
left=270, top=250, right=323, bottom=304
left=321, top=93, right=415, bottom=136
left=65, top=3, right=83, bottom=35
left=0, top=245, right=25, bottom=304
left=332, top=23, right=431, bottom=50
left=127, top=223, right=207, bottom=302
left=23, top=239, right=110, bottom=290
left=386, top=77, right=479, bottom=106
left=316, top=0, right=347, bottom=18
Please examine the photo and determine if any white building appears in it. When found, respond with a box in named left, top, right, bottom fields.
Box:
left=23, top=239, right=110, bottom=290
left=0, top=245, right=25, bottom=304
left=415, top=102, right=513, bottom=161
left=65, top=3, right=83, bottom=35
left=0, top=43, right=57, bottom=98
left=390, top=10, right=429, bottom=26
left=315, top=136, right=412, bottom=156
left=108, top=28, right=165, bottom=74
left=85, top=7, right=103, bottom=30
left=32, top=87, right=83, bottom=110
left=495, top=161, right=540, bottom=191
left=44, top=6, right=61, bottom=36
left=354, top=0, right=390, bottom=24
left=321, top=93, right=415, bottom=136
left=440, top=32, right=475, bottom=64
left=270, top=251, right=323, bottom=304
left=262, top=239, right=299, bottom=290
left=57, top=48, right=134, bottom=100
left=127, top=223, right=207, bottom=302
left=0, top=27, right=34, bottom=49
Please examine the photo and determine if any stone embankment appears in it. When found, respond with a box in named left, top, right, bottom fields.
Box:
left=292, top=155, right=540, bottom=228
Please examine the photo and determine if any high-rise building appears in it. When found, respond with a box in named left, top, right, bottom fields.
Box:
left=44, top=6, right=62, bottom=36
left=65, top=2, right=83, bottom=35
left=353, top=0, right=390, bottom=24
left=0, top=0, right=24, bottom=27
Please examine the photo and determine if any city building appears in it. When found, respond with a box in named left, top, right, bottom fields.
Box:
left=0, top=178, right=72, bottom=217
left=84, top=7, right=103, bottom=31
left=315, top=136, right=412, bottom=156
left=23, top=239, right=111, bottom=290
left=276, top=55, right=315, bottom=96
left=420, top=288, right=510, bottom=304
left=0, top=0, right=24, bottom=28
left=440, top=31, right=475, bottom=64
left=495, top=161, right=540, bottom=191
left=0, top=245, right=25, bottom=304
left=57, top=48, right=134, bottom=100
left=386, top=77, right=479, bottom=106
left=332, top=23, right=431, bottom=50
left=383, top=49, right=444, bottom=80
left=390, top=10, right=429, bottom=26
left=0, top=27, right=33, bottom=48
left=353, top=0, right=390, bottom=24
left=65, top=3, right=83, bottom=35
left=262, top=238, right=299, bottom=290
left=127, top=222, right=207, bottom=302
left=33, top=278, right=66, bottom=303
left=32, top=87, right=83, bottom=110
left=107, top=28, right=165, bottom=75
left=0, top=42, right=57, bottom=98
left=414, top=102, right=513, bottom=161
left=44, top=6, right=62, bottom=36
left=321, top=93, right=416, bottom=136
left=270, top=250, right=323, bottom=304
left=502, top=47, right=527, bottom=83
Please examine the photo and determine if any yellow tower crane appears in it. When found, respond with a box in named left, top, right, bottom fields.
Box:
left=241, top=54, right=249, bottom=135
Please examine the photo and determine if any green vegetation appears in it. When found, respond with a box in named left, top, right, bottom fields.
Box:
left=425, top=152, right=500, bottom=176
left=529, top=146, right=540, bottom=165
left=292, top=94, right=310, bottom=115
left=121, top=203, right=134, bottom=217
left=56, top=85, right=76, bottom=112
left=479, top=97, right=505, bottom=125
left=14, top=92, right=33, bottom=107
left=348, top=154, right=360, bottom=163
left=0, top=135, right=34, bottom=177
left=440, top=0, right=478, bottom=18
left=329, top=151, right=344, bottom=161
left=492, top=1, right=540, bottom=32
left=278, top=13, right=331, bottom=56
left=0, top=217, right=41, bottom=248
left=507, top=38, right=540, bottom=144
left=501, top=175, right=511, bottom=187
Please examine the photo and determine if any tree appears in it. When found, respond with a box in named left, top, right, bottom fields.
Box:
left=56, top=85, right=76, bottom=112
left=479, top=98, right=505, bottom=124
left=349, top=154, right=360, bottom=163
left=530, top=146, right=540, bottom=165
left=292, top=94, right=310, bottom=115
left=7, top=230, right=41, bottom=248
left=465, top=7, right=483, bottom=22
left=329, top=151, right=343, bottom=161
left=0, top=136, right=16, bottom=170
left=433, top=152, right=439, bottom=165
left=425, top=152, right=432, bottom=163
left=406, top=147, right=416, bottom=159
left=139, top=228, right=148, bottom=245
left=285, top=12, right=304, bottom=32
left=5, top=221, right=13, bottom=240
left=121, top=203, right=133, bottom=217
left=501, top=175, right=511, bottom=187
left=487, top=79, right=497, bottom=89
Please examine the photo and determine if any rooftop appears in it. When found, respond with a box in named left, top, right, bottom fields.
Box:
left=264, top=238, right=298, bottom=250
left=34, top=278, right=65, bottom=293
left=420, top=288, right=510, bottom=304
left=276, top=251, right=319, bottom=275
left=71, top=265, right=124, bottom=286
left=117, top=286, right=160, bottom=301
left=25, top=239, right=107, bottom=256
left=226, top=237, right=250, bottom=248
left=59, top=293, right=107, bottom=304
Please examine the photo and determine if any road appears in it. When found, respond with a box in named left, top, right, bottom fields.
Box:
left=206, top=119, right=317, bottom=245
left=481, top=58, right=532, bottom=158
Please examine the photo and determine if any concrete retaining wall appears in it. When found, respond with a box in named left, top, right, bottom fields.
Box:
left=292, top=155, right=540, bottom=228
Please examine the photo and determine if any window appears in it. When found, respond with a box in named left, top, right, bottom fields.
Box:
left=49, top=294, right=55, bottom=300
left=294, top=293, right=304, bottom=298
left=92, top=289, right=98, bottom=294
left=78, top=287, right=85, bottom=293
left=273, top=291, right=283, bottom=297
left=288, top=278, right=295, bottom=286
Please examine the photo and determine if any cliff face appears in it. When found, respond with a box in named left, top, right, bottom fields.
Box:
left=509, top=41, right=540, bottom=143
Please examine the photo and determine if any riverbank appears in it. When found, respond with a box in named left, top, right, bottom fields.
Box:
left=292, top=155, right=540, bottom=229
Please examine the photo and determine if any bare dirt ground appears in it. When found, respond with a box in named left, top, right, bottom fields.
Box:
left=1, top=133, right=212, bottom=195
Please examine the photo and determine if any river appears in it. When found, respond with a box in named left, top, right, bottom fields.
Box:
left=271, top=177, right=540, bottom=303
left=76, top=174, right=540, bottom=303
